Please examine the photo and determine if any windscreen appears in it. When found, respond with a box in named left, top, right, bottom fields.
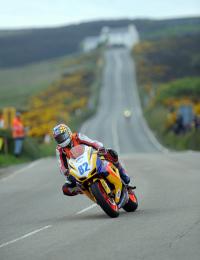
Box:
left=70, top=145, right=85, bottom=159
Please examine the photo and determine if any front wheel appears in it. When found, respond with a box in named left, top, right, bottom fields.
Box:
left=123, top=190, right=138, bottom=212
left=90, top=181, right=119, bottom=218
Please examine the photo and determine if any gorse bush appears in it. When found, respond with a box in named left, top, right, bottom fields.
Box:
left=156, top=77, right=200, bottom=103
left=22, top=52, right=102, bottom=137
left=133, top=33, right=200, bottom=84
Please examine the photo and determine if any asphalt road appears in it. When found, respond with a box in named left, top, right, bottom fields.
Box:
left=0, top=48, right=200, bottom=260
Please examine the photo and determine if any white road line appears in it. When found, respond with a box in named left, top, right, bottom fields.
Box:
left=1, top=159, right=43, bottom=181
left=111, top=117, right=120, bottom=153
left=0, top=225, right=52, bottom=249
left=75, top=204, right=97, bottom=215
left=111, top=53, right=122, bottom=154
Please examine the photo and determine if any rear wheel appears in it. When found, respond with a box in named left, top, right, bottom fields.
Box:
left=90, top=181, right=119, bottom=218
left=123, top=190, right=138, bottom=212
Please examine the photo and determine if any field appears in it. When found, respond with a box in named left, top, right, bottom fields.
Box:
left=0, top=56, right=68, bottom=109
left=0, top=52, right=96, bottom=109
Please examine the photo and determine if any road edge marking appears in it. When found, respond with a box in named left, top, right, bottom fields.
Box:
left=75, top=204, right=97, bottom=215
left=1, top=159, right=43, bottom=182
left=0, top=225, right=52, bottom=249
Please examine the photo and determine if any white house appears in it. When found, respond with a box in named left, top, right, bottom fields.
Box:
left=82, top=24, right=139, bottom=52
left=81, top=36, right=100, bottom=52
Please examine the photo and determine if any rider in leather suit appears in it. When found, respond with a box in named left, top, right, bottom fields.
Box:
left=53, top=124, right=130, bottom=196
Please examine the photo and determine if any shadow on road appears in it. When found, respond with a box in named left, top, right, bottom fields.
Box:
left=41, top=209, right=144, bottom=224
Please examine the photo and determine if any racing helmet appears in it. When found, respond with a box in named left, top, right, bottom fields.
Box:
left=53, top=124, right=72, bottom=148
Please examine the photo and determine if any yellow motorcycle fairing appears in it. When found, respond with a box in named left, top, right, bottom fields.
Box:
left=104, top=162, right=122, bottom=204
left=68, top=145, right=122, bottom=204
left=69, top=148, right=98, bottom=183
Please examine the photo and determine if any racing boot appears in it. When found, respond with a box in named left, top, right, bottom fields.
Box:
left=114, top=162, right=130, bottom=185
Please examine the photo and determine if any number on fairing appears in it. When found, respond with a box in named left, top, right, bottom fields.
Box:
left=78, top=162, right=90, bottom=175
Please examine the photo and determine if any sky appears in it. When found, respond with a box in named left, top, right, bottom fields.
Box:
left=0, top=0, right=199, bottom=29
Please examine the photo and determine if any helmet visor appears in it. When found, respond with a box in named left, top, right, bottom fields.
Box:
left=55, top=132, right=70, bottom=145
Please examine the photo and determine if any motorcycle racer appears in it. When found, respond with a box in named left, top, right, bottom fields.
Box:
left=53, top=123, right=130, bottom=196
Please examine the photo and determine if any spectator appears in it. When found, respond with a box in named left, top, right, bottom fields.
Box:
left=165, top=107, right=177, bottom=133
left=0, top=112, right=4, bottom=129
left=194, top=115, right=200, bottom=130
left=193, top=103, right=200, bottom=131
left=173, top=113, right=185, bottom=135
left=12, top=112, right=25, bottom=157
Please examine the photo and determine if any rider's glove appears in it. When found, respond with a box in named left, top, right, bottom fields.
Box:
left=107, top=149, right=118, bottom=163
left=98, top=147, right=119, bottom=163
left=97, top=147, right=107, bottom=156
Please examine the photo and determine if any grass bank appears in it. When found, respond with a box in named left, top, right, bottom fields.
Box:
left=133, top=30, right=200, bottom=151
left=145, top=106, right=200, bottom=151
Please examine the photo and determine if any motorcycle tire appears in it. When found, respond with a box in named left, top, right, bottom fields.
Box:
left=90, top=181, right=119, bottom=218
left=123, top=190, right=138, bottom=212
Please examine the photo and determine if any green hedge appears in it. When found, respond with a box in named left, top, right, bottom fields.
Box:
left=0, top=128, right=55, bottom=162
left=156, top=77, right=200, bottom=102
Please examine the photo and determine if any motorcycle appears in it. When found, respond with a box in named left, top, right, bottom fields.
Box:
left=123, top=109, right=132, bottom=119
left=68, top=144, right=138, bottom=218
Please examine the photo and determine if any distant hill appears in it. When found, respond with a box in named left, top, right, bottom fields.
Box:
left=0, top=17, right=199, bottom=68
left=133, top=32, right=200, bottom=84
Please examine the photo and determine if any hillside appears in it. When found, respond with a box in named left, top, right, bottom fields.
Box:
left=133, top=33, right=200, bottom=84
left=0, top=51, right=100, bottom=110
left=133, top=31, right=200, bottom=150
left=0, top=17, right=199, bottom=68
left=0, top=50, right=102, bottom=165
